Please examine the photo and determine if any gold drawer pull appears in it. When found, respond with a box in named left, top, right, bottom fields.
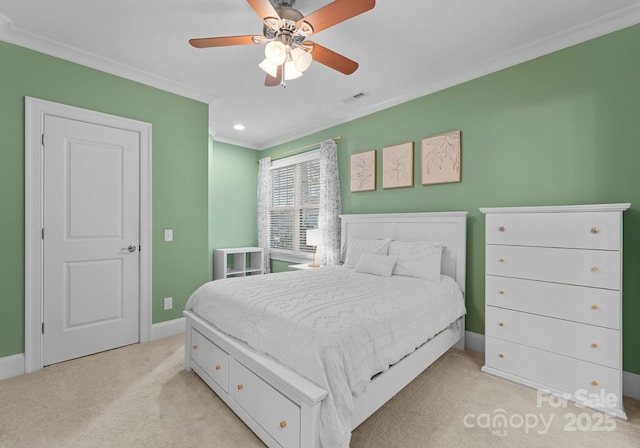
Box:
left=591, top=343, right=599, bottom=349
left=192, top=345, right=198, bottom=350
left=498, top=353, right=504, bottom=359
left=498, top=226, right=505, bottom=232
left=237, top=384, right=244, bottom=390
left=280, top=421, right=287, bottom=429
left=498, top=322, right=504, bottom=327
left=591, top=380, right=599, bottom=387
left=591, top=227, right=600, bottom=234
left=499, top=290, right=505, bottom=295
left=499, top=258, right=505, bottom=263
left=591, top=266, right=599, bottom=272
left=215, top=365, right=221, bottom=370
left=591, top=304, right=599, bottom=310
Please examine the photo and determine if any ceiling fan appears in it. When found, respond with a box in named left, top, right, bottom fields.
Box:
left=189, top=0, right=375, bottom=87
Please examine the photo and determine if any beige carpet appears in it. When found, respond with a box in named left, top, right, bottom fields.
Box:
left=0, top=335, right=638, bottom=448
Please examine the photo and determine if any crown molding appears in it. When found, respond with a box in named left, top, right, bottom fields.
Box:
left=0, top=13, right=216, bottom=104
left=255, top=3, right=640, bottom=150
left=3, top=5, right=640, bottom=149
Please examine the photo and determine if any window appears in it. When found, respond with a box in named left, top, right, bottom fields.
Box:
left=269, top=150, right=320, bottom=261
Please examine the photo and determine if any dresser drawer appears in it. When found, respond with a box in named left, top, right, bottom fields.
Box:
left=233, top=360, right=301, bottom=448
left=485, top=336, right=622, bottom=408
left=486, top=276, right=620, bottom=329
left=485, top=212, right=621, bottom=250
left=486, top=245, right=620, bottom=290
left=486, top=307, right=620, bottom=368
left=191, top=329, right=229, bottom=393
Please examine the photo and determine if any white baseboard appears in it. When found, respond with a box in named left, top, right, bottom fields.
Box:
left=465, top=330, right=640, bottom=401
left=0, top=353, right=25, bottom=381
left=151, top=317, right=186, bottom=341
left=623, top=371, right=640, bottom=401
left=464, top=330, right=485, bottom=353
left=1, top=319, right=185, bottom=381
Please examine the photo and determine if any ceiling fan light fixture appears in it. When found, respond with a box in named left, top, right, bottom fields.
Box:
left=283, top=60, right=303, bottom=80
left=258, top=58, right=279, bottom=78
left=265, top=41, right=287, bottom=65
left=291, top=47, right=312, bottom=72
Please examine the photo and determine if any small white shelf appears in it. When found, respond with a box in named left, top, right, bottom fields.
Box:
left=214, top=247, right=264, bottom=280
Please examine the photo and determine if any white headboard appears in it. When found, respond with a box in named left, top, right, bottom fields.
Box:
left=340, top=212, right=468, bottom=293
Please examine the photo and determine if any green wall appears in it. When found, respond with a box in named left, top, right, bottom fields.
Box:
left=0, top=41, right=210, bottom=357
left=263, top=25, right=640, bottom=374
left=208, top=138, right=259, bottom=276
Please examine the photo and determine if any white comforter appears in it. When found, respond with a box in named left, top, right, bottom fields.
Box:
left=185, top=266, right=465, bottom=448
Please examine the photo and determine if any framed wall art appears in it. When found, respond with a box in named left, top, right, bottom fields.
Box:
left=349, top=150, right=376, bottom=192
left=421, top=130, right=461, bottom=185
left=382, top=141, right=414, bottom=189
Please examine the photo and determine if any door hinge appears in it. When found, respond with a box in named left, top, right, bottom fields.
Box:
left=41, top=228, right=44, bottom=240
left=42, top=322, right=45, bottom=334
left=41, top=133, right=45, bottom=147
left=138, top=245, right=141, bottom=252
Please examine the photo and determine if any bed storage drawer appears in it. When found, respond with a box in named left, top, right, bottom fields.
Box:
left=191, top=329, right=229, bottom=393
left=485, top=211, right=620, bottom=250
left=485, top=276, right=620, bottom=329
left=485, top=336, right=621, bottom=409
left=486, top=307, right=619, bottom=368
left=233, top=360, right=301, bottom=448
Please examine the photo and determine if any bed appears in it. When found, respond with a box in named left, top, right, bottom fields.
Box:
left=183, top=211, right=467, bottom=448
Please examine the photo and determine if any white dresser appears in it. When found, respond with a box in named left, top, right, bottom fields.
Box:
left=480, top=203, right=630, bottom=419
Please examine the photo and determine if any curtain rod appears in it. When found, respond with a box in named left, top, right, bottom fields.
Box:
left=258, top=136, right=342, bottom=163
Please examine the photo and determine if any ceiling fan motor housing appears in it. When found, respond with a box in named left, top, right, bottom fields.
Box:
left=263, top=6, right=306, bottom=44
left=273, top=0, right=297, bottom=9
left=275, top=6, right=303, bottom=22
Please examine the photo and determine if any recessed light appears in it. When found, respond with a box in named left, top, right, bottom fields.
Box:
left=234, top=124, right=245, bottom=131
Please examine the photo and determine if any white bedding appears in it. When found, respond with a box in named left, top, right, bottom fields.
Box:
left=185, top=266, right=466, bottom=448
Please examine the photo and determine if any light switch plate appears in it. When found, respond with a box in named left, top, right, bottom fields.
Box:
left=164, top=229, right=173, bottom=242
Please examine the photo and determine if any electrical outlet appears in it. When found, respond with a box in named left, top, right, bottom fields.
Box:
left=163, top=297, right=173, bottom=310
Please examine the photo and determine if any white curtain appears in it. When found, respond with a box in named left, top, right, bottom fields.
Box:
left=316, top=139, right=341, bottom=266
left=257, top=157, right=272, bottom=273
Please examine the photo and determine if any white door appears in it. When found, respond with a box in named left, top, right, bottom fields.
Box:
left=43, top=115, right=140, bottom=366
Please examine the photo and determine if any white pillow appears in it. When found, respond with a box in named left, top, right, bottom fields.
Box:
left=389, top=240, right=443, bottom=281
left=354, top=253, right=398, bottom=277
left=343, top=238, right=391, bottom=268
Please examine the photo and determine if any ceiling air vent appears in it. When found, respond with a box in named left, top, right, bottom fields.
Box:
left=342, top=91, right=368, bottom=104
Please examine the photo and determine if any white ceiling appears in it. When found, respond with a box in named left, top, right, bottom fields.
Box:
left=1, top=0, right=639, bottom=149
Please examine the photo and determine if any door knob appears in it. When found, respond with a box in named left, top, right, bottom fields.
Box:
left=121, top=244, right=137, bottom=253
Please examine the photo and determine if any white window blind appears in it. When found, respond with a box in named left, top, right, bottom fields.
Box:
left=270, top=151, right=320, bottom=258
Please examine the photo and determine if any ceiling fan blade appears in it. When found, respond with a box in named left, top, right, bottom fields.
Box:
left=189, top=35, right=258, bottom=48
left=305, top=42, right=358, bottom=75
left=297, top=0, right=375, bottom=35
left=247, top=0, right=280, bottom=20
left=265, top=65, right=283, bottom=87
